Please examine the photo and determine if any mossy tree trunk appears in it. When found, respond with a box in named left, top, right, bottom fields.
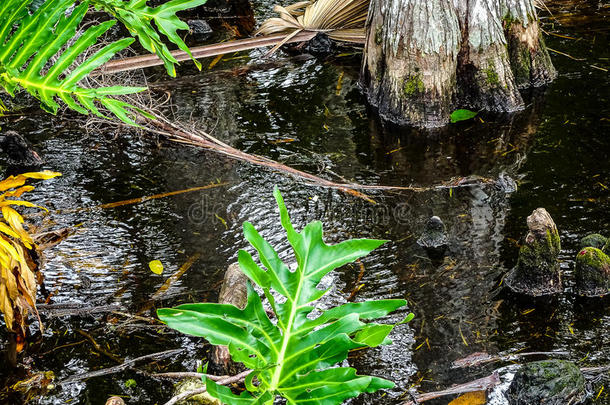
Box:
left=361, top=0, right=556, bottom=128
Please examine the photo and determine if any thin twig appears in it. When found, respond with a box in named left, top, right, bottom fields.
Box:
left=59, top=348, right=183, bottom=384
left=547, top=47, right=586, bottom=61
left=152, top=371, right=243, bottom=381
left=76, top=329, right=122, bottom=363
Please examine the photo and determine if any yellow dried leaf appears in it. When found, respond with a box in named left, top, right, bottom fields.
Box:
left=149, top=260, right=164, bottom=275
left=0, top=199, right=46, bottom=212
left=0, top=284, right=14, bottom=331
left=1, top=186, right=34, bottom=199
left=21, top=171, right=62, bottom=180
left=0, top=176, right=28, bottom=192
left=13, top=244, right=36, bottom=294
left=0, top=237, right=23, bottom=263
left=0, top=222, right=21, bottom=240
left=1, top=207, right=33, bottom=248
left=0, top=248, right=12, bottom=269
left=448, top=391, right=487, bottom=405
left=1, top=265, right=18, bottom=300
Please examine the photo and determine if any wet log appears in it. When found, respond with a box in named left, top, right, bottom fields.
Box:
left=506, top=208, right=562, bottom=296
left=211, top=263, right=248, bottom=374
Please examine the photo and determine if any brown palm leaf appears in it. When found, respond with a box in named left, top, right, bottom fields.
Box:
left=256, top=0, right=368, bottom=54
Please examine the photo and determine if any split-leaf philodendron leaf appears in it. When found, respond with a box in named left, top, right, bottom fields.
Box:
left=0, top=0, right=206, bottom=125
left=158, top=187, right=412, bottom=404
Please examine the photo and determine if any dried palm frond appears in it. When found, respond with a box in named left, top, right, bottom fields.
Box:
left=256, top=0, right=368, bottom=54
left=0, top=171, right=61, bottom=352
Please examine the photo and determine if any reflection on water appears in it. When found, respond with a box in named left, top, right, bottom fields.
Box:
left=0, top=1, right=608, bottom=403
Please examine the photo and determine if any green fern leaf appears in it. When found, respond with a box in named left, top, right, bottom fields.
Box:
left=0, top=0, right=147, bottom=125
left=91, top=0, right=207, bottom=77
left=158, top=188, right=411, bottom=404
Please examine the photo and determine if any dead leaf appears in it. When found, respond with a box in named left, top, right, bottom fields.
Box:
left=448, top=391, right=486, bottom=405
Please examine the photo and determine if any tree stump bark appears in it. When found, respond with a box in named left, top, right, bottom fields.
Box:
left=210, top=263, right=248, bottom=374
left=506, top=208, right=562, bottom=296
left=361, top=0, right=556, bottom=128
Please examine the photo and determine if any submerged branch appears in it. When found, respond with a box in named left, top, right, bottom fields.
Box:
left=133, top=112, right=502, bottom=203
left=59, top=348, right=184, bottom=384
left=97, top=32, right=317, bottom=75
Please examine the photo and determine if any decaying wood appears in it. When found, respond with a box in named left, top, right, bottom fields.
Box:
left=402, top=372, right=501, bottom=404
left=212, top=263, right=248, bottom=373
left=59, top=348, right=183, bottom=384
left=162, top=369, right=252, bottom=405
left=97, top=32, right=317, bottom=75
left=136, top=253, right=202, bottom=315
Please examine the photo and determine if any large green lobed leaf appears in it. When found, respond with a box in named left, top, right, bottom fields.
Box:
left=0, top=0, right=206, bottom=124
left=91, top=0, right=208, bottom=77
left=0, top=0, right=148, bottom=125
left=158, top=187, right=411, bottom=404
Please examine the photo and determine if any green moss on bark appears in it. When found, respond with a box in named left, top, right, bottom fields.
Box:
left=403, top=74, right=425, bottom=96
left=374, top=26, right=383, bottom=45
left=575, top=247, right=610, bottom=296
left=517, top=229, right=561, bottom=272
left=483, top=60, right=500, bottom=86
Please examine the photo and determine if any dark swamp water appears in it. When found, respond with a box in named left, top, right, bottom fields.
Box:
left=0, top=1, right=609, bottom=404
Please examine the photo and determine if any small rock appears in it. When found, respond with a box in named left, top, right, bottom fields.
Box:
left=416, top=216, right=448, bottom=249
left=506, top=208, right=562, bottom=296
left=305, top=32, right=336, bottom=57
left=575, top=247, right=610, bottom=297
left=603, top=238, right=610, bottom=256
left=187, top=19, right=212, bottom=38
left=105, top=397, right=125, bottom=405
left=579, top=233, right=607, bottom=250
left=495, top=172, right=517, bottom=193
left=0, top=130, right=43, bottom=168
left=506, top=360, right=587, bottom=405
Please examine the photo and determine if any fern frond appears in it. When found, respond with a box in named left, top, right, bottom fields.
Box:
left=91, top=0, right=208, bottom=77
left=0, top=0, right=148, bottom=126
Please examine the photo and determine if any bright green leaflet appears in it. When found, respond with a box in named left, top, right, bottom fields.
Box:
left=0, top=0, right=205, bottom=125
left=90, top=0, right=207, bottom=77
left=0, top=0, right=146, bottom=125
left=158, top=187, right=412, bottom=405
left=450, top=108, right=478, bottom=123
